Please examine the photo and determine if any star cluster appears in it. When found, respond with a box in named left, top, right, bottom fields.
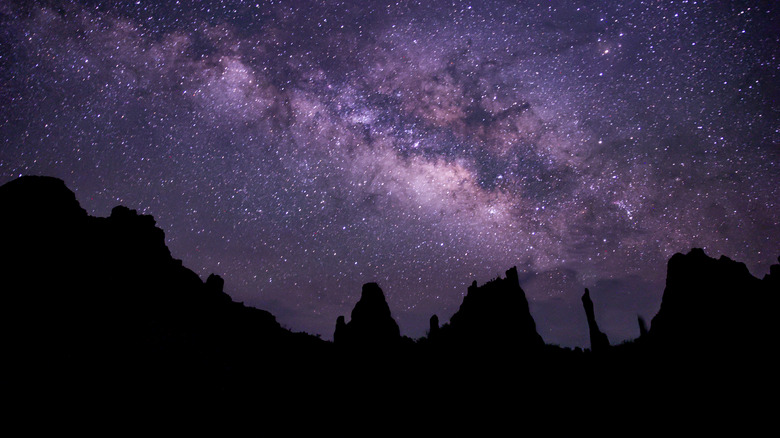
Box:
left=1, top=0, right=777, bottom=346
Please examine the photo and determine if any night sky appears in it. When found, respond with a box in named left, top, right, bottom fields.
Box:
left=1, top=0, right=777, bottom=347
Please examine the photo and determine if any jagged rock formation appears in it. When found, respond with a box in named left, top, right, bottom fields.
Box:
left=334, top=282, right=401, bottom=349
left=646, top=248, right=778, bottom=356
left=434, top=266, right=544, bottom=352
left=0, top=175, right=327, bottom=399
left=2, top=176, right=778, bottom=415
left=582, top=288, right=610, bottom=352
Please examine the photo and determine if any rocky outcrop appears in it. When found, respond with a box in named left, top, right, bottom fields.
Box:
left=334, top=282, right=401, bottom=348
left=582, top=288, right=610, bottom=352
left=647, top=248, right=778, bottom=355
left=435, top=266, right=544, bottom=352
left=3, top=175, right=778, bottom=407
left=0, top=175, right=326, bottom=399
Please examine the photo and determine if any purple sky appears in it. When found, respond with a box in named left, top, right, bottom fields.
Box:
left=1, top=0, right=777, bottom=347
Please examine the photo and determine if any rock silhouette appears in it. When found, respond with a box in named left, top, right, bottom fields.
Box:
left=433, top=266, right=544, bottom=353
left=1, top=175, right=777, bottom=418
left=0, top=175, right=328, bottom=402
left=582, top=288, right=610, bottom=352
left=428, top=314, right=440, bottom=339
left=637, top=315, right=648, bottom=337
left=646, top=247, right=778, bottom=358
left=334, top=282, right=401, bottom=349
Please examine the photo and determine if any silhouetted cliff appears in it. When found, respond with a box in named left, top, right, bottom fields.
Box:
left=0, top=176, right=327, bottom=400
left=645, top=248, right=778, bottom=358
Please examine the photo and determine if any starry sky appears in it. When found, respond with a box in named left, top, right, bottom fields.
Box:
left=1, top=0, right=778, bottom=347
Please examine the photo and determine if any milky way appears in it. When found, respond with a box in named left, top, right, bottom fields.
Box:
left=2, top=1, right=777, bottom=347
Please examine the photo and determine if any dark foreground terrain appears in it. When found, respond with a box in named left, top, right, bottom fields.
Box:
left=1, top=176, right=776, bottom=426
